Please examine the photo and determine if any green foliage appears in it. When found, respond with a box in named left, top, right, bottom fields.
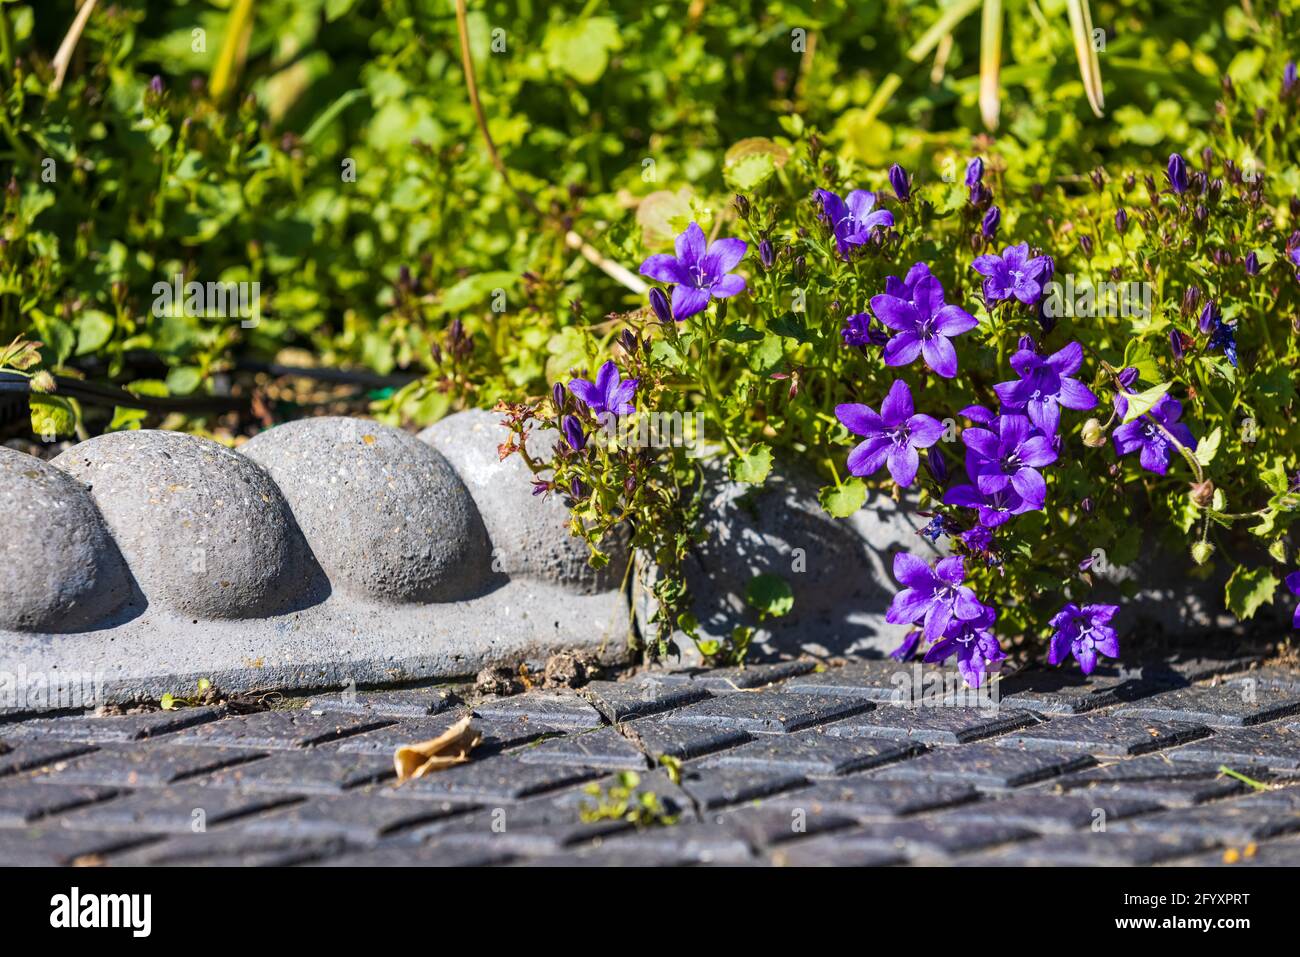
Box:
left=579, top=771, right=679, bottom=828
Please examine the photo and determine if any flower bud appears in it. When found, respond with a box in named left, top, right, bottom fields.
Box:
left=964, top=157, right=984, bottom=188
left=1191, top=541, right=1215, bottom=565
left=648, top=287, right=672, bottom=325
left=980, top=205, right=1001, bottom=240
left=1081, top=418, right=1106, bottom=447
left=888, top=163, right=911, bottom=201
left=1114, top=208, right=1128, bottom=234
left=733, top=194, right=750, bottom=219
left=30, top=371, right=56, bottom=394
left=552, top=382, right=566, bottom=412
left=1245, top=252, right=1260, bottom=277
left=1189, top=480, right=1215, bottom=508
left=759, top=238, right=775, bottom=270
left=1166, top=153, right=1189, bottom=194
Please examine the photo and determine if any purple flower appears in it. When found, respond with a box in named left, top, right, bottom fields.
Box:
left=1199, top=301, right=1238, bottom=367
left=1047, top=602, right=1120, bottom=674
left=1112, top=392, right=1197, bottom=476
left=885, top=552, right=987, bottom=641
left=639, top=222, right=747, bottom=320
left=961, top=525, right=993, bottom=552
left=871, top=274, right=978, bottom=379
left=889, top=163, right=911, bottom=202
left=1285, top=61, right=1297, bottom=96
left=759, top=239, right=775, bottom=269
left=924, top=604, right=1005, bottom=688
left=959, top=404, right=997, bottom=425
left=992, top=340, right=1099, bottom=435
left=981, top=205, right=1001, bottom=240
left=835, top=379, right=945, bottom=487
left=1115, top=208, right=1129, bottom=234
left=568, top=360, right=638, bottom=420
left=1287, top=571, right=1300, bottom=628
left=960, top=414, right=1057, bottom=507
left=1166, top=153, right=1189, bottom=194
left=1245, top=251, right=1260, bottom=277
left=648, top=287, right=672, bottom=324
left=943, top=479, right=1037, bottom=527
left=561, top=414, right=586, bottom=451
left=965, top=157, right=984, bottom=188
left=883, top=262, right=934, bottom=301
left=971, top=243, right=1052, bottom=304
left=889, top=630, right=922, bottom=662
left=814, top=188, right=894, bottom=257
left=841, top=312, right=888, bottom=347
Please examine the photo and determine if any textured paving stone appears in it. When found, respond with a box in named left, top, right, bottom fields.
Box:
left=784, top=661, right=945, bottom=703
left=791, top=819, right=1036, bottom=861
left=309, top=687, right=455, bottom=719
left=933, top=790, right=1162, bottom=833
left=675, top=764, right=808, bottom=810
left=380, top=756, right=602, bottom=803
left=2, top=707, right=226, bottom=743
left=1176, top=836, right=1300, bottom=867
left=824, top=706, right=1038, bottom=745
left=876, top=742, right=1095, bottom=788
left=414, top=798, right=634, bottom=854
left=663, top=690, right=873, bottom=734
left=993, top=714, right=1210, bottom=756
left=471, top=691, right=604, bottom=730
left=166, top=710, right=393, bottom=750
left=314, top=839, right=513, bottom=867
left=597, top=823, right=757, bottom=864
left=334, top=713, right=568, bottom=756
left=0, top=739, right=97, bottom=778
left=56, top=784, right=298, bottom=833
left=997, top=668, right=1151, bottom=715
left=1165, top=724, right=1300, bottom=769
left=580, top=679, right=712, bottom=722
left=964, top=831, right=1214, bottom=866
left=768, top=777, right=979, bottom=818
left=703, top=729, right=921, bottom=777
left=37, top=744, right=264, bottom=787
left=711, top=804, right=859, bottom=846
left=1054, top=756, right=1249, bottom=806
left=768, top=835, right=908, bottom=866
left=196, top=751, right=394, bottom=794
left=1117, top=682, right=1300, bottom=727
left=0, top=825, right=158, bottom=866
left=109, top=831, right=349, bottom=867
left=516, top=727, right=651, bottom=770
left=1116, top=803, right=1300, bottom=843
left=0, top=781, right=119, bottom=826
left=513, top=845, right=693, bottom=867
left=655, top=660, right=816, bottom=692
left=237, top=791, right=466, bottom=842
left=614, top=718, right=750, bottom=760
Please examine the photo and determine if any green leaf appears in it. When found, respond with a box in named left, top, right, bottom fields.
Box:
left=1120, top=382, right=1171, bottom=423
left=745, top=573, right=794, bottom=619
left=165, top=366, right=203, bottom=396
left=819, top=479, right=867, bottom=517
left=75, top=311, right=114, bottom=355
left=543, top=18, right=623, bottom=85
left=1194, top=426, right=1221, bottom=467
left=29, top=395, right=76, bottom=438
left=159, top=693, right=176, bottom=711
left=1224, top=566, right=1279, bottom=621
left=723, top=153, right=775, bottom=193
left=730, top=444, right=773, bottom=484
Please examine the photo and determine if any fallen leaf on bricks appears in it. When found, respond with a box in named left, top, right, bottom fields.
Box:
left=394, top=715, right=481, bottom=782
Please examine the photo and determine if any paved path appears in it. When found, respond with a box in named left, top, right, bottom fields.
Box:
left=2, top=657, right=1299, bottom=866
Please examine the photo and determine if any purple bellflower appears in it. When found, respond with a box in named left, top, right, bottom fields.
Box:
left=924, top=604, right=1006, bottom=688
left=992, top=341, right=1099, bottom=436
left=1166, top=153, right=1189, bottom=194
left=965, top=157, right=984, bottom=188
left=944, top=478, right=1037, bottom=527
left=971, top=243, right=1052, bottom=304
left=568, top=360, right=638, bottom=421
left=835, top=379, right=946, bottom=487
left=889, top=630, right=922, bottom=662
left=884, top=262, right=934, bottom=301
left=981, top=206, right=1001, bottom=240
left=885, top=552, right=987, bottom=641
left=841, top=312, right=889, bottom=348
left=561, top=414, right=586, bottom=451
left=871, top=274, right=979, bottom=379
left=888, top=163, right=911, bottom=202
left=814, top=188, right=894, bottom=257
left=639, top=222, right=747, bottom=320
left=1287, top=571, right=1300, bottom=628
left=1047, top=603, right=1121, bottom=674
left=1112, top=392, right=1197, bottom=476
left=961, top=413, right=1057, bottom=507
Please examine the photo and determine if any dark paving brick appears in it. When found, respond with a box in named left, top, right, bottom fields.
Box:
left=710, top=803, right=859, bottom=846
left=0, top=739, right=97, bottom=777
left=37, top=744, right=264, bottom=787
left=0, top=781, right=119, bottom=826
left=791, top=819, right=1036, bottom=861
left=314, top=840, right=513, bottom=867
left=580, top=678, right=711, bottom=722
left=768, top=834, right=909, bottom=866
left=1054, top=756, right=1250, bottom=806
left=964, top=831, right=1214, bottom=866
left=166, top=710, right=393, bottom=750
left=615, top=718, right=750, bottom=761
left=1117, top=682, right=1300, bottom=727
left=108, top=831, right=349, bottom=867
left=654, top=660, right=816, bottom=692
left=1144, top=655, right=1258, bottom=684
left=703, top=729, right=921, bottom=777
left=197, top=751, right=394, bottom=794
left=1117, top=803, right=1300, bottom=843
left=934, top=791, right=1162, bottom=833
left=672, top=764, right=807, bottom=810
left=993, top=714, right=1210, bottom=756
left=381, top=755, right=602, bottom=804
left=824, top=706, right=1037, bottom=745
left=237, top=791, right=466, bottom=842
left=1228, top=667, right=1300, bottom=691
left=516, top=727, right=651, bottom=770
left=56, top=785, right=298, bottom=833
left=663, top=690, right=872, bottom=734
left=414, top=796, right=634, bottom=854
left=1166, top=724, right=1300, bottom=770
left=1177, top=836, right=1300, bottom=867
left=1226, top=784, right=1300, bottom=809
left=0, top=826, right=159, bottom=866
left=768, top=777, right=979, bottom=818
left=996, top=668, right=1155, bottom=715
left=513, top=845, right=692, bottom=867
left=308, top=687, right=455, bottom=718
left=876, top=742, right=1094, bottom=789
left=784, top=661, right=946, bottom=704
left=334, top=713, right=470, bottom=754
left=471, top=691, right=604, bottom=730
left=597, top=823, right=757, bottom=864
left=2, top=707, right=226, bottom=743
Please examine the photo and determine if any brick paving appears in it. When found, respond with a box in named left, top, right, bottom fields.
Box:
left=1, top=659, right=1298, bottom=866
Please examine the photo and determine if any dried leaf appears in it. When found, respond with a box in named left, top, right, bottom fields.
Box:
left=393, top=715, right=481, bottom=782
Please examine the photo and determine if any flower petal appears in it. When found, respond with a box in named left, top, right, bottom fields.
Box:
left=870, top=295, right=921, bottom=332
left=670, top=284, right=711, bottom=320
left=703, top=237, right=747, bottom=274
left=907, top=414, right=945, bottom=448
left=639, top=254, right=687, bottom=284
left=847, top=436, right=892, bottom=477
left=921, top=335, right=958, bottom=378
left=1046, top=340, right=1084, bottom=376
left=835, top=402, right=883, bottom=436
left=675, top=222, right=706, bottom=265
left=886, top=444, right=920, bottom=487
left=893, top=552, right=935, bottom=589
left=883, top=333, right=923, bottom=367
left=880, top=379, right=914, bottom=425
left=932, top=305, right=979, bottom=336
